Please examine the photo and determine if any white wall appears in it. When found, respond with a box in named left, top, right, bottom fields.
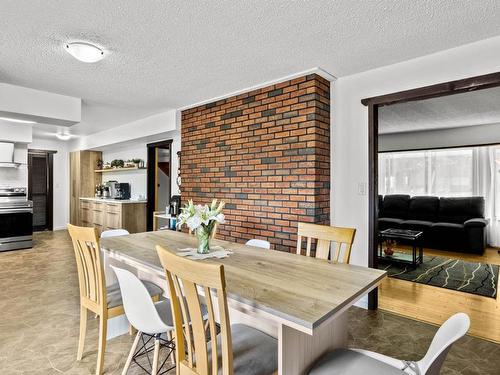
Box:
left=95, top=129, right=181, bottom=201
left=332, top=36, right=500, bottom=277
left=0, top=122, right=32, bottom=187
left=101, top=144, right=148, bottom=199
left=29, top=137, right=70, bottom=230
left=0, top=83, right=81, bottom=126
left=379, top=122, right=500, bottom=152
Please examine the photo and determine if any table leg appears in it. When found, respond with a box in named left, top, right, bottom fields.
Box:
left=278, top=312, right=348, bottom=375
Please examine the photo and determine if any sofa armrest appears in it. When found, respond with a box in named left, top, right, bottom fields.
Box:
left=464, top=218, right=489, bottom=228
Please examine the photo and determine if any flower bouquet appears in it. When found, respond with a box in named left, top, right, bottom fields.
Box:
left=177, top=199, right=225, bottom=254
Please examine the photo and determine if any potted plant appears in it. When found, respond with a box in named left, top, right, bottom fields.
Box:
left=132, top=158, right=142, bottom=168
left=110, top=159, right=124, bottom=169
left=177, top=199, right=225, bottom=254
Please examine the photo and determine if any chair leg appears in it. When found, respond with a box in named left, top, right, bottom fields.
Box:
left=166, top=330, right=175, bottom=365
left=96, top=314, right=107, bottom=375
left=151, top=337, right=160, bottom=375
left=128, top=324, right=136, bottom=335
left=122, top=331, right=141, bottom=375
left=77, top=306, right=87, bottom=360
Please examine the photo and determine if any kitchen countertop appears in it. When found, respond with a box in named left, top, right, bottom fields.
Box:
left=79, top=197, right=147, bottom=204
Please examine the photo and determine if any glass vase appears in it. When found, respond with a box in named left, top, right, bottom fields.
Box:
left=196, top=227, right=211, bottom=254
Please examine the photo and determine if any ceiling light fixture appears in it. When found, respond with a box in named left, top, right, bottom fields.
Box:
left=56, top=132, right=71, bottom=141
left=65, top=42, right=104, bottom=63
left=0, top=117, right=37, bottom=124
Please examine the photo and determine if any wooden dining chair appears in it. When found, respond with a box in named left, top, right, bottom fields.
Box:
left=296, top=222, right=356, bottom=264
left=67, top=224, right=162, bottom=375
left=156, top=245, right=278, bottom=375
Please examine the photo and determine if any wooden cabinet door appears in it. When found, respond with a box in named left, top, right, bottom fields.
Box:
left=105, top=211, right=122, bottom=230
left=92, top=202, right=104, bottom=226
left=80, top=207, right=91, bottom=226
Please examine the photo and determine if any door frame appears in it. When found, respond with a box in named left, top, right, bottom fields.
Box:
left=361, top=71, right=500, bottom=310
left=28, top=149, right=56, bottom=231
left=146, top=139, right=173, bottom=231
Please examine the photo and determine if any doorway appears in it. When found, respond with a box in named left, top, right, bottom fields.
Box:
left=363, top=72, right=500, bottom=342
left=146, top=140, right=172, bottom=230
left=28, top=149, right=55, bottom=231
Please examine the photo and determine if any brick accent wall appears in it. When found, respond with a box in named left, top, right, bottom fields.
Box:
left=181, top=74, right=330, bottom=252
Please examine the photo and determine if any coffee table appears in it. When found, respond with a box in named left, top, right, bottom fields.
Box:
left=378, top=228, right=423, bottom=268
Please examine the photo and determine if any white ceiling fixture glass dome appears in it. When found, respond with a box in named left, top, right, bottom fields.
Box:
left=65, top=42, right=104, bottom=63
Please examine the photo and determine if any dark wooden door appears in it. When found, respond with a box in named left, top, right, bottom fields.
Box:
left=28, top=150, right=54, bottom=231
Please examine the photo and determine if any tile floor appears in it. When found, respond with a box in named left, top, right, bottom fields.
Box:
left=0, top=230, right=498, bottom=374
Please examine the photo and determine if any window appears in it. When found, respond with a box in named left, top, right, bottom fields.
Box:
left=379, top=148, right=473, bottom=197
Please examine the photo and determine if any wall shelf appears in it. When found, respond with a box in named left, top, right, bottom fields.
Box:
left=94, top=166, right=146, bottom=173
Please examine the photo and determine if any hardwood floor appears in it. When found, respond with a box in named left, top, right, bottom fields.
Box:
left=379, top=247, right=500, bottom=343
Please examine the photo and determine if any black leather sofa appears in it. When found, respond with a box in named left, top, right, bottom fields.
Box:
left=378, top=195, right=488, bottom=254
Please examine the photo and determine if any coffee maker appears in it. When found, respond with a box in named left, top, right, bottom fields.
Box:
left=114, top=183, right=131, bottom=200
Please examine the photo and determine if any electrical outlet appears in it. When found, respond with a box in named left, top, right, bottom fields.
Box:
left=357, top=182, right=367, bottom=196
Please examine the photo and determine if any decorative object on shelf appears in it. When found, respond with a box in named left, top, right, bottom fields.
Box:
left=110, top=159, right=125, bottom=168
left=383, top=239, right=396, bottom=256
left=96, top=159, right=104, bottom=170
left=177, top=199, right=225, bottom=254
left=124, top=160, right=135, bottom=168
left=103, top=162, right=111, bottom=169
left=132, top=158, right=144, bottom=168
left=176, top=151, right=181, bottom=191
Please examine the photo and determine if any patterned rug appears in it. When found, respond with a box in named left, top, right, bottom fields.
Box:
left=379, top=254, right=499, bottom=299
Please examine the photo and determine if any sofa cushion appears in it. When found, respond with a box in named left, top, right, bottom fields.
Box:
left=438, top=197, right=485, bottom=224
left=378, top=217, right=404, bottom=230
left=408, top=196, right=439, bottom=221
left=431, top=222, right=465, bottom=232
left=400, top=220, right=433, bottom=232
left=380, top=195, right=411, bottom=219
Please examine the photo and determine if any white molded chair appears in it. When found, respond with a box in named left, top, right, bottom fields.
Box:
left=245, top=239, right=271, bottom=249
left=101, top=229, right=130, bottom=238
left=111, top=266, right=175, bottom=375
left=308, top=313, right=470, bottom=375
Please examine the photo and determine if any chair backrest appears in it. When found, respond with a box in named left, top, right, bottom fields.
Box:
left=67, top=224, right=106, bottom=312
left=100, top=229, right=130, bottom=238
left=245, top=239, right=271, bottom=250
left=296, top=222, right=356, bottom=263
left=156, top=245, right=232, bottom=375
left=111, top=266, right=170, bottom=335
left=417, top=313, right=470, bottom=375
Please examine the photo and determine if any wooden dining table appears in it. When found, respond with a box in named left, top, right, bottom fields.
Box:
left=100, top=230, right=386, bottom=375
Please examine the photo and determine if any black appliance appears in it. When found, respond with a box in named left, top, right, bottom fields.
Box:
left=0, top=187, right=33, bottom=251
left=169, top=195, right=181, bottom=217
left=114, top=183, right=131, bottom=200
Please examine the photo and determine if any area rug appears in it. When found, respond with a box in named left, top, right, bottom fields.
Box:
left=379, top=254, right=499, bottom=299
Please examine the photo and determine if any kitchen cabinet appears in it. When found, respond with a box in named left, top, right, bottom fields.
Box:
left=70, top=151, right=102, bottom=225
left=79, top=198, right=146, bottom=235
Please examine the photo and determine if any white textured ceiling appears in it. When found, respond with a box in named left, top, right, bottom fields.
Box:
left=379, top=86, right=500, bottom=134
left=2, top=0, right=500, bottom=136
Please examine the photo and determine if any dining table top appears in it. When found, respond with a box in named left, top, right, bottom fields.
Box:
left=100, top=230, right=386, bottom=334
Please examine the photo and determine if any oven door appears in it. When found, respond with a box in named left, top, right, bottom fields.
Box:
left=0, top=208, right=33, bottom=250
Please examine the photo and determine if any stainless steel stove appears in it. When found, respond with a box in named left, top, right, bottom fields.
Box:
left=0, top=187, right=33, bottom=251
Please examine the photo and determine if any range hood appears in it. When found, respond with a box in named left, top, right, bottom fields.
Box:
left=0, top=142, right=21, bottom=168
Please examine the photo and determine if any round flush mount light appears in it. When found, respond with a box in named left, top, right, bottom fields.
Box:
left=65, top=42, right=104, bottom=63
left=56, top=131, right=71, bottom=141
